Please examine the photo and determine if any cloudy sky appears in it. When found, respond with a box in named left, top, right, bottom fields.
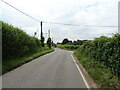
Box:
left=0, top=0, right=119, bottom=43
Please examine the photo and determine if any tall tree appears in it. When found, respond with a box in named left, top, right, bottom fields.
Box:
left=62, top=38, right=69, bottom=44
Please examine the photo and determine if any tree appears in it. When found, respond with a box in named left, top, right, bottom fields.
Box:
left=67, top=40, right=72, bottom=45
left=47, top=37, right=52, bottom=48
left=62, top=38, right=69, bottom=44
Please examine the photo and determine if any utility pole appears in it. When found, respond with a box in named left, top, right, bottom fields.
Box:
left=48, top=29, right=50, bottom=38
left=40, top=21, right=45, bottom=47
left=40, top=21, right=43, bottom=39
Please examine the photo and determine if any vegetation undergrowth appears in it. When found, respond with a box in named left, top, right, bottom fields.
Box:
left=74, top=49, right=119, bottom=88
left=74, top=34, right=120, bottom=88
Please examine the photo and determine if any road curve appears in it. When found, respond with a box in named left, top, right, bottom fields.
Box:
left=3, top=48, right=87, bottom=88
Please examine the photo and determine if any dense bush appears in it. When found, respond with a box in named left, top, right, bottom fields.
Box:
left=78, top=34, right=120, bottom=77
left=2, top=21, right=41, bottom=59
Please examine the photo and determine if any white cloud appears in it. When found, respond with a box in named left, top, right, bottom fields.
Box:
left=1, top=0, right=119, bottom=43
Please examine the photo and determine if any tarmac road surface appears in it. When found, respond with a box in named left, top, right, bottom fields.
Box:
left=2, top=48, right=88, bottom=88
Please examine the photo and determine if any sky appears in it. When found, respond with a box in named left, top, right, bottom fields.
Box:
left=0, top=0, right=119, bottom=43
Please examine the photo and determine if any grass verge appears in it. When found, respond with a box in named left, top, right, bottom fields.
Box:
left=74, top=49, right=119, bottom=88
left=2, top=48, right=54, bottom=74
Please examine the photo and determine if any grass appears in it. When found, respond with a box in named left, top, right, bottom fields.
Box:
left=74, top=48, right=119, bottom=88
left=2, top=48, right=54, bottom=74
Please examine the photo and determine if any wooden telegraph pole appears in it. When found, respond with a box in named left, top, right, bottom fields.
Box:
left=40, top=21, right=43, bottom=39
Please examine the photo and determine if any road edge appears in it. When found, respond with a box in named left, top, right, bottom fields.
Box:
left=2, top=49, right=55, bottom=75
left=71, top=53, right=98, bottom=88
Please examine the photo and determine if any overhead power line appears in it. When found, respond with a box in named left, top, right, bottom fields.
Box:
left=43, top=21, right=80, bottom=26
left=44, top=21, right=119, bottom=27
left=1, top=0, right=41, bottom=22
left=1, top=0, right=119, bottom=28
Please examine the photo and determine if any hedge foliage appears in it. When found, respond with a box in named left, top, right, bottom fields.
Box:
left=2, top=21, right=41, bottom=59
left=78, top=34, right=120, bottom=77
left=58, top=44, right=80, bottom=50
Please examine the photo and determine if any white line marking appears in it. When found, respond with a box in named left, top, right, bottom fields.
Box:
left=71, top=54, right=90, bottom=89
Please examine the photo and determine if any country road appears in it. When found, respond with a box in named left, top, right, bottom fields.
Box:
left=2, top=48, right=89, bottom=88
